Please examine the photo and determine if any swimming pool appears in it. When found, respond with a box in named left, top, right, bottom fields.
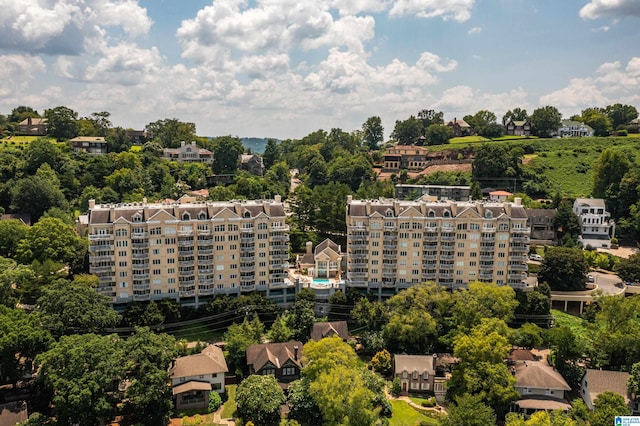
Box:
left=313, top=278, right=331, bottom=285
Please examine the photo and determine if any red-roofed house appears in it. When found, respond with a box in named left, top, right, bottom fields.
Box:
left=489, top=190, right=513, bottom=202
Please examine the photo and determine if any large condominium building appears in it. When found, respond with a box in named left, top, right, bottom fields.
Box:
left=87, top=196, right=293, bottom=307
left=346, top=196, right=530, bottom=299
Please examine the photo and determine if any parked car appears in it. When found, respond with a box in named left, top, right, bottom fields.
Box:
left=587, top=275, right=595, bottom=283
left=529, top=254, right=543, bottom=262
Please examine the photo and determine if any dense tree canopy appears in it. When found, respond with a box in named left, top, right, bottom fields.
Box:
left=236, top=374, right=286, bottom=426
left=45, top=106, right=80, bottom=140
left=362, top=116, right=384, bottom=150
left=538, top=247, right=588, bottom=291
left=530, top=105, right=562, bottom=138
left=35, top=277, right=121, bottom=337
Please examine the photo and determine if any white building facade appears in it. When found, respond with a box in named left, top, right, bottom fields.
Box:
left=573, top=198, right=615, bottom=248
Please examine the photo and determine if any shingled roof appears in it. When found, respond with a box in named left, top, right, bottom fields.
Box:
left=311, top=321, right=349, bottom=341
left=170, top=345, right=228, bottom=379
left=246, top=342, right=303, bottom=372
left=514, top=361, right=570, bottom=391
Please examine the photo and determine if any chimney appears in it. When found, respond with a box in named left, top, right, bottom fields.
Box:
left=142, top=197, right=147, bottom=205
left=88, top=199, right=96, bottom=210
left=306, top=241, right=313, bottom=255
left=294, top=345, right=299, bottom=361
left=514, top=197, right=522, bottom=206
left=181, top=141, right=185, bottom=147
left=274, top=195, right=281, bottom=203
left=347, top=195, right=353, bottom=203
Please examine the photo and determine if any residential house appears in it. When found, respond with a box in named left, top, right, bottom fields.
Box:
left=395, top=184, right=471, bottom=201
left=310, top=321, right=349, bottom=341
left=573, top=198, right=615, bottom=248
left=383, top=145, right=430, bottom=171
left=70, top=136, right=108, bottom=155
left=509, top=349, right=571, bottom=417
left=526, top=208, right=557, bottom=245
left=296, top=239, right=343, bottom=279
left=163, top=141, right=213, bottom=163
left=505, top=119, right=531, bottom=137
left=446, top=118, right=474, bottom=137
left=17, top=117, right=48, bottom=135
left=246, top=342, right=303, bottom=388
left=124, top=129, right=150, bottom=145
left=581, top=369, right=639, bottom=414
left=240, top=153, right=264, bottom=176
left=489, top=190, right=513, bottom=202
left=628, top=118, right=639, bottom=133
left=169, top=345, right=228, bottom=411
left=0, top=401, right=28, bottom=426
left=558, top=120, right=594, bottom=138
left=393, top=354, right=449, bottom=403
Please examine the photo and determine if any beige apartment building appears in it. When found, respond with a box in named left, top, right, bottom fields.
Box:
left=346, top=196, right=529, bottom=299
left=87, top=196, right=293, bottom=307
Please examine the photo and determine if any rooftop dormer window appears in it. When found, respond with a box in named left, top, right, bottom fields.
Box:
left=182, top=212, right=191, bottom=221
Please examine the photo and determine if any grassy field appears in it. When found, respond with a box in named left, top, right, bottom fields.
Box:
left=551, top=309, right=590, bottom=342
left=389, top=399, right=439, bottom=426
left=220, top=385, right=237, bottom=420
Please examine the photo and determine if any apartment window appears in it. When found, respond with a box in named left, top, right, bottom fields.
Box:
left=167, top=258, right=175, bottom=264
left=457, top=242, right=465, bottom=248
left=413, top=242, right=420, bottom=248
left=118, top=251, right=127, bottom=257
left=119, top=271, right=128, bottom=277
left=400, top=251, right=407, bottom=256
left=150, top=227, right=161, bottom=235
left=152, top=269, right=161, bottom=275
left=216, top=265, right=224, bottom=271
left=116, top=241, right=128, bottom=247
left=165, top=238, right=176, bottom=244
left=152, top=249, right=160, bottom=255
left=167, top=247, right=175, bottom=254
left=119, top=282, right=128, bottom=288
left=115, top=229, right=128, bottom=236
left=168, top=268, right=175, bottom=274
left=118, top=261, right=127, bottom=267
left=152, top=259, right=161, bottom=265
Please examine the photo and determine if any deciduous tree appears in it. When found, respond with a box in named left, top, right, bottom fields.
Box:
left=45, top=106, right=80, bottom=140
left=362, top=116, right=384, bottom=150
left=531, top=105, right=562, bottom=138
left=236, top=374, right=285, bottom=426
left=590, top=391, right=631, bottom=426
left=212, top=136, right=243, bottom=174
left=538, top=247, right=588, bottom=291
left=441, top=394, right=496, bottom=426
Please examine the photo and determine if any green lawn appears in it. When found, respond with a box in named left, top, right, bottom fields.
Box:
left=551, top=309, right=589, bottom=342
left=389, top=400, right=439, bottom=426
left=220, top=385, right=237, bottom=419
left=168, top=324, right=224, bottom=343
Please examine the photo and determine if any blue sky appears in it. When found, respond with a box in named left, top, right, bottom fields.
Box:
left=0, top=0, right=638, bottom=139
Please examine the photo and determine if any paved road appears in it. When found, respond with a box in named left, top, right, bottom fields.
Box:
left=590, top=271, right=624, bottom=295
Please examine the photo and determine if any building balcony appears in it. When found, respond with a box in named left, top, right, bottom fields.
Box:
left=439, top=272, right=453, bottom=279
left=198, top=268, right=214, bottom=275
left=199, top=277, right=214, bottom=285
left=271, top=235, right=290, bottom=242
left=511, top=245, right=528, bottom=252
left=270, top=272, right=289, bottom=279
left=199, top=287, right=214, bottom=295
left=92, top=254, right=114, bottom=262
left=240, top=255, right=255, bottom=262
left=422, top=272, right=437, bottom=280
left=240, top=266, right=254, bottom=273
left=508, top=272, right=527, bottom=280
left=178, top=229, right=193, bottom=236
left=132, top=252, right=148, bottom=259
left=89, top=234, right=113, bottom=241
left=509, top=264, right=528, bottom=271
left=132, top=242, right=147, bottom=249
left=512, top=236, right=530, bottom=243
left=179, top=290, right=195, bottom=297
left=198, top=259, right=214, bottom=266
left=131, top=232, right=148, bottom=238
left=350, top=272, right=367, bottom=279
left=89, top=244, right=114, bottom=252
left=178, top=250, right=195, bottom=257
left=178, top=240, right=194, bottom=247
left=197, top=229, right=211, bottom=236
left=240, top=285, right=255, bottom=292
left=350, top=234, right=368, bottom=242
left=241, top=275, right=255, bottom=283
left=424, top=226, right=438, bottom=232
left=482, top=236, right=495, bottom=242
left=133, top=284, right=149, bottom=291
left=350, top=252, right=367, bottom=259
left=132, top=273, right=149, bottom=280
left=382, top=271, right=396, bottom=278
left=179, top=270, right=195, bottom=277
left=440, top=254, right=454, bottom=260
left=98, top=275, right=116, bottom=284
left=133, top=294, right=150, bottom=301
left=424, top=235, right=439, bottom=242
left=89, top=265, right=113, bottom=273
left=423, top=253, right=438, bottom=260
left=482, top=227, right=496, bottom=233
left=132, top=263, right=149, bottom=270
left=480, top=254, right=494, bottom=261
left=180, top=260, right=195, bottom=267
left=241, top=236, right=255, bottom=243
left=197, top=248, right=213, bottom=255
left=383, top=253, right=396, bottom=260
left=272, top=253, right=289, bottom=260
left=439, top=264, right=454, bottom=270
left=441, top=234, right=455, bottom=241
left=479, top=272, right=493, bottom=280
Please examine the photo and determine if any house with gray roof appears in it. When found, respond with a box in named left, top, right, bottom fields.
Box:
left=393, top=354, right=451, bottom=403
left=508, top=349, right=571, bottom=417
left=505, top=118, right=531, bottom=136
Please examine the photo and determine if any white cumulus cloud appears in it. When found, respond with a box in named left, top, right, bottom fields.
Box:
left=580, top=0, right=640, bottom=20
left=389, top=0, right=476, bottom=22
left=0, top=0, right=152, bottom=54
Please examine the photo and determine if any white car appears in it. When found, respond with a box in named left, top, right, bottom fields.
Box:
left=587, top=275, right=595, bottom=283
left=529, top=254, right=543, bottom=262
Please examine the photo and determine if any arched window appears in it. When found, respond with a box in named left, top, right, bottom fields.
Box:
left=198, top=211, right=207, bottom=220
left=385, top=209, right=394, bottom=217
left=485, top=211, right=493, bottom=219
left=132, top=213, right=142, bottom=222
left=443, top=210, right=451, bottom=218
left=182, top=212, right=191, bottom=221
left=428, top=210, right=435, bottom=218
left=243, top=210, right=251, bottom=219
